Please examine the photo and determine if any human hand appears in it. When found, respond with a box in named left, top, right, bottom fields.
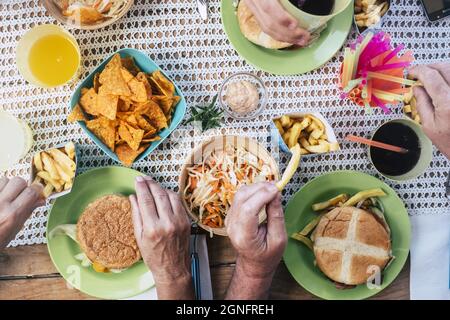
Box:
left=244, top=0, right=310, bottom=46
left=0, top=177, right=44, bottom=250
left=409, top=63, right=450, bottom=160
left=130, top=176, right=193, bottom=299
left=225, top=182, right=286, bottom=299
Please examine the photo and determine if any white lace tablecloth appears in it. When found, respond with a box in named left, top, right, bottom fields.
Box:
left=1, top=0, right=449, bottom=246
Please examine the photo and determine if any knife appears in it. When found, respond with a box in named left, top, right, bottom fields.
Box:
left=197, top=0, right=209, bottom=21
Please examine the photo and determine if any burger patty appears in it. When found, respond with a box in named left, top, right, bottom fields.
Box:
left=77, top=194, right=141, bottom=269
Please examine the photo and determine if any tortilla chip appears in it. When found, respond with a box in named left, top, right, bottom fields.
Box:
left=125, top=114, right=139, bottom=127
left=128, top=77, right=148, bottom=103
left=93, top=73, right=101, bottom=93
left=136, top=72, right=152, bottom=100
left=80, top=88, right=99, bottom=116
left=134, top=100, right=168, bottom=130
left=86, top=117, right=116, bottom=151
left=99, top=54, right=131, bottom=97
left=135, top=114, right=156, bottom=134
left=67, top=104, right=87, bottom=123
left=118, top=121, right=144, bottom=151
left=150, top=70, right=175, bottom=96
left=97, top=86, right=119, bottom=120
left=121, top=67, right=134, bottom=83
left=142, top=136, right=161, bottom=143
left=152, top=95, right=174, bottom=115
left=117, top=97, right=132, bottom=112
left=116, top=143, right=148, bottom=167
left=121, top=57, right=140, bottom=76
left=81, top=87, right=89, bottom=95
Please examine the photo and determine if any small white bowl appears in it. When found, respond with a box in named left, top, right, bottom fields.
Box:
left=219, top=72, right=267, bottom=120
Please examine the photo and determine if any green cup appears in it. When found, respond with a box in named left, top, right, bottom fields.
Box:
left=280, top=0, right=353, bottom=32
left=368, top=118, right=433, bottom=181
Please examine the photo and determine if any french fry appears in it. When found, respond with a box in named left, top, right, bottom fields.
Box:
left=343, top=188, right=386, bottom=207
left=54, top=162, right=72, bottom=183
left=65, top=142, right=76, bottom=160
left=305, top=144, right=329, bottom=154
left=274, top=120, right=284, bottom=135
left=37, top=171, right=63, bottom=191
left=312, top=194, right=350, bottom=211
left=310, top=128, right=323, bottom=140
left=274, top=114, right=339, bottom=155
left=42, top=183, right=54, bottom=198
left=288, top=122, right=303, bottom=148
left=34, top=152, right=43, bottom=172
left=308, top=135, right=318, bottom=146
left=41, top=152, right=60, bottom=181
left=280, top=115, right=291, bottom=128
left=64, top=181, right=73, bottom=191
left=47, top=148, right=76, bottom=172
left=299, top=137, right=310, bottom=148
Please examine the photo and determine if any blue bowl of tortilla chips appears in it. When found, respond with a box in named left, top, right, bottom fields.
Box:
left=68, top=48, right=186, bottom=166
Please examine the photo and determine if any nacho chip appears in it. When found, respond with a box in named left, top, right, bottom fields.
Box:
left=150, top=70, right=175, bottom=96
left=118, top=97, right=132, bottom=112
left=97, top=86, right=119, bottom=120
left=86, top=117, right=116, bottom=151
left=135, top=114, right=156, bottom=134
left=136, top=72, right=152, bottom=100
left=121, top=57, right=140, bottom=76
left=67, top=104, right=87, bottom=123
left=118, top=121, right=144, bottom=151
left=116, top=143, right=148, bottom=167
left=80, top=88, right=99, bottom=116
left=134, top=100, right=168, bottom=130
left=121, top=67, right=134, bottom=83
left=125, top=114, right=139, bottom=127
left=128, top=77, right=148, bottom=103
left=81, top=87, right=89, bottom=95
left=142, top=136, right=161, bottom=143
left=99, top=54, right=131, bottom=97
left=152, top=95, right=174, bottom=115
left=93, top=73, right=101, bottom=93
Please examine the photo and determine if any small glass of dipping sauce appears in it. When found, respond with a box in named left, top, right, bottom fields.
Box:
left=219, top=72, right=267, bottom=120
left=369, top=119, right=432, bottom=181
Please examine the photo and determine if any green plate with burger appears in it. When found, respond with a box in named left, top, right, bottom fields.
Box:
left=283, top=171, right=411, bottom=300
left=46, top=166, right=154, bottom=300
left=220, top=0, right=353, bottom=75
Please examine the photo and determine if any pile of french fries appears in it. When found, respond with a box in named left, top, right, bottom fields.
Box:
left=403, top=90, right=420, bottom=124
left=32, top=142, right=77, bottom=198
left=355, top=0, right=389, bottom=29
left=273, top=114, right=339, bottom=155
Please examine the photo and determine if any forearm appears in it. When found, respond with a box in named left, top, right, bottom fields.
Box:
left=225, top=258, right=275, bottom=300
left=155, top=274, right=195, bottom=300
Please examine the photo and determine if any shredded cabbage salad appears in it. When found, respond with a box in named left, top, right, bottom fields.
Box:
left=184, top=145, right=275, bottom=228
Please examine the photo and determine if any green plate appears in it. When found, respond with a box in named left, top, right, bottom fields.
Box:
left=283, top=171, right=411, bottom=300
left=220, top=1, right=354, bottom=75
left=46, top=166, right=154, bottom=300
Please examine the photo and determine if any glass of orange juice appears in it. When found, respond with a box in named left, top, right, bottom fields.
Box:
left=16, top=24, right=80, bottom=88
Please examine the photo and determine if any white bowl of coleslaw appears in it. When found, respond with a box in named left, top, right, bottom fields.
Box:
left=179, top=135, right=279, bottom=236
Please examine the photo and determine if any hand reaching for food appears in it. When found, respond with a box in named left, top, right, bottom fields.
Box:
left=408, top=63, right=450, bottom=160
left=244, top=0, right=310, bottom=46
left=0, top=177, right=44, bottom=250
left=130, top=176, right=194, bottom=300
left=225, top=182, right=287, bottom=299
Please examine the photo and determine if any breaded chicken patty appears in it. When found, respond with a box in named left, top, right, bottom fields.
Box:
left=76, top=194, right=141, bottom=269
